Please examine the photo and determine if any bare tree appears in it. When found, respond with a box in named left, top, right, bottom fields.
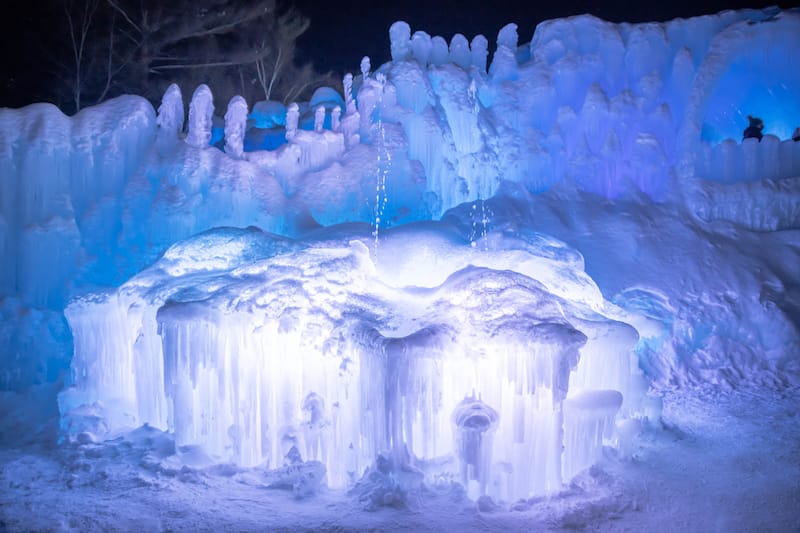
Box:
left=53, top=0, right=331, bottom=113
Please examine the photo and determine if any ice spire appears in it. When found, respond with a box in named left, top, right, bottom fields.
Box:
left=331, top=106, right=342, bottom=132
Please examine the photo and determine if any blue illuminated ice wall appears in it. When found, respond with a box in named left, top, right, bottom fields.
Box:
left=0, top=8, right=799, bottom=402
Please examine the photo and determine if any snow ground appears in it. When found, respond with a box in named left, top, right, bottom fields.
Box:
left=1, top=386, right=798, bottom=532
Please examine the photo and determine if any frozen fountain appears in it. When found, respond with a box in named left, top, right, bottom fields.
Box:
left=59, top=221, right=650, bottom=501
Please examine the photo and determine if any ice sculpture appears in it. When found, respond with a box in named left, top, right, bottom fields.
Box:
left=0, top=9, right=797, bottom=506
left=60, top=222, right=649, bottom=501
left=186, top=84, right=214, bottom=149
left=331, top=106, right=341, bottom=132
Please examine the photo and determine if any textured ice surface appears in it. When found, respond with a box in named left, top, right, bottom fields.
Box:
left=60, top=223, right=647, bottom=500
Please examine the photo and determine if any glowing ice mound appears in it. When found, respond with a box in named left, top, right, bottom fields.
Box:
left=60, top=222, right=649, bottom=500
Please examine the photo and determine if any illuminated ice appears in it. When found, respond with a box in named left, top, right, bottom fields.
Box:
left=60, top=223, right=648, bottom=500
left=1, top=7, right=799, bottom=518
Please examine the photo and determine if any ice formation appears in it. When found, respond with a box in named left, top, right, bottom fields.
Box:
left=1, top=6, right=799, bottom=507
left=186, top=84, right=214, bottom=149
left=60, top=223, right=647, bottom=500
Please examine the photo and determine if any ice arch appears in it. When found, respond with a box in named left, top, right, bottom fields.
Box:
left=677, top=11, right=800, bottom=180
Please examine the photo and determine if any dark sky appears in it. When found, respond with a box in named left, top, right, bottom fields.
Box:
left=1, top=0, right=797, bottom=108
left=292, top=0, right=797, bottom=75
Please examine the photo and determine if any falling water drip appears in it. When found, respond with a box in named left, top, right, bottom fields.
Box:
left=469, top=198, right=493, bottom=251
left=372, top=73, right=391, bottom=256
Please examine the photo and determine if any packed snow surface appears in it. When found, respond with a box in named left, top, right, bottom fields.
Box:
left=1, top=6, right=799, bottom=531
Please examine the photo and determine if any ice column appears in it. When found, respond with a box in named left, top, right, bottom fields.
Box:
left=314, top=105, right=326, bottom=133
left=389, top=21, right=412, bottom=61
left=430, top=36, right=449, bottom=65
left=490, top=23, right=519, bottom=81
left=449, top=34, right=472, bottom=69
left=411, top=31, right=432, bottom=65
left=186, top=84, right=214, bottom=148
left=343, top=73, right=356, bottom=115
left=360, top=56, right=371, bottom=80
left=156, top=83, right=184, bottom=143
left=285, top=103, right=299, bottom=142
left=471, top=35, right=489, bottom=73
left=331, top=106, right=341, bottom=132
left=341, top=74, right=360, bottom=149
left=224, top=95, right=248, bottom=159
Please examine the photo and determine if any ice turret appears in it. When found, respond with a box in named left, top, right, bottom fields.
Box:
left=186, top=84, right=214, bottom=148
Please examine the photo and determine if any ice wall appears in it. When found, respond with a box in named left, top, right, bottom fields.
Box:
left=60, top=223, right=648, bottom=500
left=2, top=5, right=798, bottom=451
left=379, top=8, right=799, bottom=210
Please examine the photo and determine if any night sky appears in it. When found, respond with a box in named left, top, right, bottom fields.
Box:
left=1, top=0, right=797, bottom=108
left=292, top=0, right=797, bottom=74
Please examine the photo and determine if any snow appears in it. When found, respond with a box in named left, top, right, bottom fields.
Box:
left=2, top=6, right=800, bottom=531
